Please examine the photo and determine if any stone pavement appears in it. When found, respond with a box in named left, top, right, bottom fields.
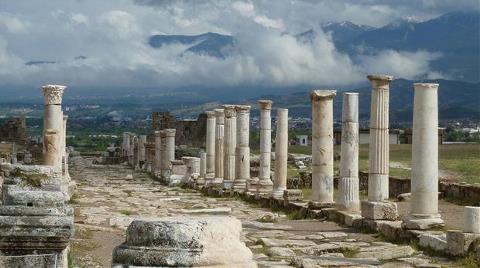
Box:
left=69, top=156, right=457, bottom=267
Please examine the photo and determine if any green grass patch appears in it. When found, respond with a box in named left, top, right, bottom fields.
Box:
left=119, top=209, right=132, bottom=216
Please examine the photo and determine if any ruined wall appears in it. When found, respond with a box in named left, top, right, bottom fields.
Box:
left=152, top=112, right=206, bottom=148
left=0, top=117, right=27, bottom=145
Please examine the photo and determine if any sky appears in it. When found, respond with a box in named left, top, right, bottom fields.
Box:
left=0, top=0, right=478, bottom=89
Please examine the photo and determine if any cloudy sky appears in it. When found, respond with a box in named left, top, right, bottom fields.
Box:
left=0, top=0, right=478, bottom=89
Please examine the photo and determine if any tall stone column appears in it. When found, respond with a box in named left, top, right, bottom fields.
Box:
left=258, top=100, right=274, bottom=195
left=139, top=135, right=147, bottom=168
left=338, top=93, right=360, bottom=213
left=367, top=74, right=392, bottom=201
left=214, top=109, right=225, bottom=184
left=362, top=75, right=398, bottom=220
left=272, top=108, right=288, bottom=199
left=133, top=136, right=140, bottom=169
left=205, top=111, right=216, bottom=184
left=223, top=105, right=237, bottom=189
left=233, top=105, right=251, bottom=192
left=165, top=129, right=176, bottom=163
left=197, top=151, right=207, bottom=187
left=310, top=90, right=336, bottom=206
left=159, top=131, right=170, bottom=178
left=122, top=132, right=129, bottom=160
left=62, top=115, right=70, bottom=180
left=154, top=131, right=161, bottom=174
left=128, top=133, right=135, bottom=166
left=42, top=85, right=66, bottom=170
left=403, top=83, right=444, bottom=229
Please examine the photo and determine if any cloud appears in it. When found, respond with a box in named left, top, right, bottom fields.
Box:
left=0, top=12, right=30, bottom=33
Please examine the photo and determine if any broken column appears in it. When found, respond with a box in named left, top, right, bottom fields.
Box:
left=139, top=135, right=147, bottom=169
left=233, top=105, right=251, bottom=193
left=403, top=83, right=444, bottom=229
left=338, top=93, right=360, bottom=213
left=361, top=75, right=398, bottom=221
left=165, top=129, right=176, bottom=164
left=197, top=151, right=207, bottom=187
left=223, top=105, right=236, bottom=190
left=258, top=100, right=274, bottom=195
left=42, top=85, right=66, bottom=170
left=272, top=108, right=288, bottom=199
left=154, top=131, right=161, bottom=174
left=205, top=111, right=216, bottom=184
left=122, top=132, right=129, bottom=161
left=159, top=131, right=170, bottom=178
left=214, top=108, right=225, bottom=185
left=310, top=90, right=336, bottom=207
left=447, top=206, right=480, bottom=257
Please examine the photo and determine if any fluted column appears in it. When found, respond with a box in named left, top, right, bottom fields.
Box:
left=404, top=83, right=444, bottom=229
left=258, top=100, right=274, bottom=194
left=272, top=108, right=288, bottom=199
left=233, top=105, right=251, bottom=192
left=223, top=105, right=237, bottom=189
left=205, top=111, right=216, bottom=182
left=367, top=74, right=392, bottom=201
left=310, top=90, right=336, bottom=205
left=154, top=131, right=161, bottom=174
left=214, top=109, right=225, bottom=182
left=338, top=93, right=360, bottom=213
left=139, top=135, right=147, bottom=168
left=42, top=85, right=66, bottom=169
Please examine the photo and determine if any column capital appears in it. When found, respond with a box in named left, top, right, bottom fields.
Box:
left=310, top=90, right=336, bottom=101
left=223, top=105, right=236, bottom=118
left=205, top=111, right=216, bottom=118
left=214, top=108, right=225, bottom=118
left=235, top=105, right=251, bottom=113
left=367, top=74, right=393, bottom=89
left=42, top=85, right=66, bottom=105
left=258, top=100, right=273, bottom=110
left=159, top=130, right=167, bottom=138
left=414, top=83, right=439, bottom=90
left=154, top=130, right=161, bottom=137
left=164, top=129, right=176, bottom=137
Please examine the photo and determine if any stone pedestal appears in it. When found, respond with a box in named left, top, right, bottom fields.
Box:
left=361, top=201, right=398, bottom=220
left=233, top=105, right=251, bottom=193
left=223, top=105, right=236, bottom=190
left=403, top=83, right=443, bottom=230
left=258, top=100, right=274, bottom=195
left=338, top=93, right=360, bottom=213
left=42, top=85, right=66, bottom=170
left=0, top=164, right=74, bottom=268
left=205, top=111, right=216, bottom=185
left=310, top=90, right=336, bottom=206
left=272, top=108, right=288, bottom=199
left=214, top=109, right=225, bottom=183
left=112, top=217, right=255, bottom=267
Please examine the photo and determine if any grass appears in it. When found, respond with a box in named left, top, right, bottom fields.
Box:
left=340, top=247, right=360, bottom=258
left=119, top=209, right=132, bottom=216
left=289, top=143, right=480, bottom=184
left=456, top=254, right=480, bottom=268
left=123, top=189, right=133, bottom=197
left=68, top=192, right=80, bottom=204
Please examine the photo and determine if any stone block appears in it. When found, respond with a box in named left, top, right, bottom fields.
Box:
left=308, top=201, right=335, bottom=210
left=283, top=189, right=303, bottom=202
left=446, top=230, right=480, bottom=256
left=356, top=245, right=415, bottom=260
left=112, top=217, right=255, bottom=267
left=418, top=232, right=447, bottom=252
left=361, top=201, right=398, bottom=220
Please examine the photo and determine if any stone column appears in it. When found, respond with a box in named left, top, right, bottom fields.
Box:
left=233, top=105, right=251, bottom=192
left=362, top=75, right=398, bottom=220
left=165, top=129, right=176, bottom=163
left=133, top=136, right=140, bottom=169
left=367, top=74, right=392, bottom=201
left=159, top=131, right=170, bottom=178
left=42, top=85, right=66, bottom=170
left=62, top=115, right=70, bottom=180
left=154, top=131, right=161, bottom=174
left=197, top=151, right=207, bottom=187
left=463, top=206, right=480, bottom=233
left=223, top=105, right=237, bottom=189
left=258, top=100, right=274, bottom=195
left=272, top=108, right=288, bottom=199
left=214, top=109, right=225, bottom=184
left=128, top=133, right=135, bottom=166
left=310, top=90, right=336, bottom=206
left=338, top=93, right=360, bottom=213
left=122, top=132, right=129, bottom=160
left=404, top=83, right=444, bottom=229
left=139, top=135, right=147, bottom=168
left=205, top=111, right=216, bottom=183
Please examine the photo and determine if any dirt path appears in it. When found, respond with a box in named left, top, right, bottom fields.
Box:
left=69, top=157, right=457, bottom=267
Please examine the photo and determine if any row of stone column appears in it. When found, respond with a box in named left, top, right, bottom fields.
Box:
left=201, top=102, right=289, bottom=197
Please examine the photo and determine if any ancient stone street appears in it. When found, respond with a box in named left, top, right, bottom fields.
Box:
left=69, top=156, right=457, bottom=267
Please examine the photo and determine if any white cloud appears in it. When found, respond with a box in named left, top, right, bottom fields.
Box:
left=0, top=12, right=30, bottom=33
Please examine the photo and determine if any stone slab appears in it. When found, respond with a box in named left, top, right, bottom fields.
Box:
left=361, top=201, right=398, bottom=220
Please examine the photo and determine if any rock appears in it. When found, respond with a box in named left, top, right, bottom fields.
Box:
left=242, top=221, right=292, bottom=230
left=260, top=238, right=316, bottom=247
left=125, top=174, right=133, bottom=179
left=167, top=207, right=231, bottom=215
left=292, top=256, right=380, bottom=268
left=398, top=257, right=431, bottom=266
left=361, top=201, right=398, bottom=220
left=418, top=232, right=447, bottom=251
left=316, top=231, right=348, bottom=240
left=191, top=203, right=208, bottom=209
left=397, top=193, right=411, bottom=201
left=356, top=245, right=415, bottom=260
left=267, top=247, right=296, bottom=259
left=112, top=216, right=255, bottom=267
left=257, top=212, right=278, bottom=223
left=446, top=230, right=480, bottom=256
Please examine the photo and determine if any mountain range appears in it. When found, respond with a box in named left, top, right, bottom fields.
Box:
left=148, top=11, right=480, bottom=82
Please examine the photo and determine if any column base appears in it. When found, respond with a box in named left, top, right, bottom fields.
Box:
left=402, top=214, right=444, bottom=230
left=232, top=180, right=246, bottom=193
left=246, top=178, right=259, bottom=193
left=272, top=188, right=286, bottom=199
left=308, top=201, right=335, bottom=210
left=257, top=179, right=273, bottom=195
left=361, top=201, right=398, bottom=220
